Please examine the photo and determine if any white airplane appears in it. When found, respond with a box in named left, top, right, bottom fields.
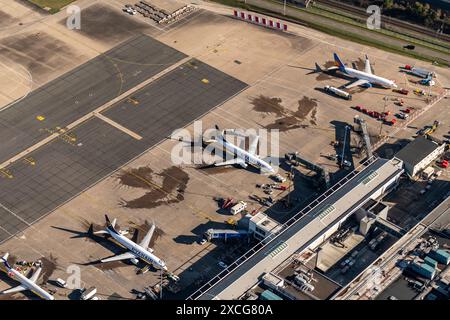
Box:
left=0, top=253, right=54, bottom=300
left=316, top=53, right=397, bottom=89
left=94, top=215, right=167, bottom=272
left=207, top=125, right=275, bottom=174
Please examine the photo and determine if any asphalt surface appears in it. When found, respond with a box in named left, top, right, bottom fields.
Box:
left=0, top=36, right=248, bottom=243
left=246, top=0, right=450, bottom=64
left=0, top=34, right=187, bottom=164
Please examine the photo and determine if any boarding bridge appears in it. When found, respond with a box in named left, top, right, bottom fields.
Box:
left=354, top=116, right=373, bottom=158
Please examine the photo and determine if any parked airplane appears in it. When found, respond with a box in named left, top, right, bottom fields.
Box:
left=315, top=53, right=397, bottom=89
left=207, top=125, right=275, bottom=174
left=0, top=253, right=54, bottom=300
left=93, top=215, right=167, bottom=272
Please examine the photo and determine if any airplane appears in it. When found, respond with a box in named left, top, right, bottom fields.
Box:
left=0, top=253, right=54, bottom=300
left=93, top=215, right=167, bottom=272
left=315, top=53, right=398, bottom=89
left=206, top=125, right=275, bottom=174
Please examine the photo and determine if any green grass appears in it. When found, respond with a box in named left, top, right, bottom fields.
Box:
left=28, top=0, right=77, bottom=13
left=210, top=0, right=449, bottom=67
left=311, top=3, right=450, bottom=53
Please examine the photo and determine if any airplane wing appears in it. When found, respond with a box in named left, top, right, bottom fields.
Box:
left=2, top=285, right=27, bottom=294
left=364, top=55, right=372, bottom=74
left=345, top=79, right=369, bottom=89
left=100, top=252, right=136, bottom=263
left=248, top=135, right=259, bottom=155
left=139, top=224, right=155, bottom=249
left=29, top=267, right=42, bottom=283
left=214, top=158, right=246, bottom=167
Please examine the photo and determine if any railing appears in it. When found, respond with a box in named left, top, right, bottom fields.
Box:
left=187, top=155, right=379, bottom=300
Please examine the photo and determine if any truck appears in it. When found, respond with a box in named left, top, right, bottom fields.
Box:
left=230, top=201, right=247, bottom=215
left=404, top=65, right=435, bottom=79
left=386, top=118, right=397, bottom=126
left=324, top=85, right=352, bottom=100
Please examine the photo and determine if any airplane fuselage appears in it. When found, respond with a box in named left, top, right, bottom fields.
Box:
left=344, top=68, right=397, bottom=89
left=5, top=267, right=54, bottom=300
left=218, top=136, right=274, bottom=173
left=108, top=228, right=167, bottom=271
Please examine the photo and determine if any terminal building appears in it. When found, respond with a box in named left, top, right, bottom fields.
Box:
left=395, top=136, right=445, bottom=177
left=188, top=157, right=404, bottom=300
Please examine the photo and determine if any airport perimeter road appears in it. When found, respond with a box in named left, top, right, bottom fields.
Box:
left=231, top=0, right=450, bottom=64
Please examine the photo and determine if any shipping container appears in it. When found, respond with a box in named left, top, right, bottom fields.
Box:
left=260, top=289, right=283, bottom=300
left=410, top=262, right=435, bottom=280
left=424, top=256, right=438, bottom=269
left=428, top=249, right=450, bottom=265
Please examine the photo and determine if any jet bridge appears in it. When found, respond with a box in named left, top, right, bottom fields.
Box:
left=354, top=116, right=373, bottom=158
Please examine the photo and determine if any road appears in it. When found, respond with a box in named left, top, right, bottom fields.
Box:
left=238, top=0, right=450, bottom=64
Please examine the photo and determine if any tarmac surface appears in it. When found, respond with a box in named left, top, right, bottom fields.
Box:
left=0, top=35, right=247, bottom=243
left=0, top=34, right=186, bottom=163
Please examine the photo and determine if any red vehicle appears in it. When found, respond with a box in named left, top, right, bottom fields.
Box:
left=393, top=88, right=409, bottom=95
left=403, top=108, right=411, bottom=113
left=368, top=111, right=374, bottom=117
left=383, top=111, right=391, bottom=116
left=438, top=160, right=449, bottom=168
left=355, top=105, right=362, bottom=111
left=362, top=108, right=368, bottom=114
left=386, top=118, right=397, bottom=126
left=404, top=65, right=412, bottom=70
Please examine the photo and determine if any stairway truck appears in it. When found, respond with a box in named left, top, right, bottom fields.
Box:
left=324, top=85, right=352, bottom=100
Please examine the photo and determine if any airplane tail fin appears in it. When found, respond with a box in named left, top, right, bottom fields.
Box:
left=1, top=253, right=9, bottom=262
left=1, top=253, right=11, bottom=269
left=333, top=53, right=346, bottom=72
left=314, top=62, right=322, bottom=73
left=105, top=214, right=117, bottom=229
left=214, top=125, right=225, bottom=140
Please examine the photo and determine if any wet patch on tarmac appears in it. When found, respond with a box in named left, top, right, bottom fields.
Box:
left=117, top=166, right=189, bottom=209
left=40, top=255, right=58, bottom=284
left=63, top=3, right=150, bottom=44
left=315, top=60, right=336, bottom=81
left=262, top=96, right=319, bottom=132
left=250, top=95, right=285, bottom=117
left=0, top=31, right=82, bottom=82
left=93, top=260, right=127, bottom=271
left=0, top=11, right=18, bottom=28
left=352, top=58, right=375, bottom=74
left=196, top=165, right=237, bottom=175
left=128, top=222, right=166, bottom=248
